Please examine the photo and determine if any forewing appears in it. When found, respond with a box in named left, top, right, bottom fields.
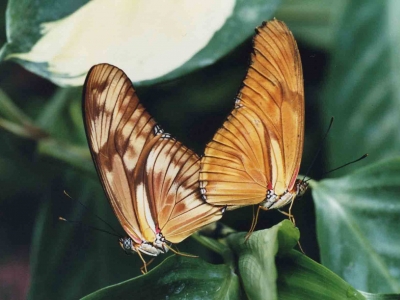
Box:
left=200, top=19, right=304, bottom=206
left=83, top=63, right=158, bottom=243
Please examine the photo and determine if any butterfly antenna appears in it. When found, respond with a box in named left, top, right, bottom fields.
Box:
left=164, top=244, right=198, bottom=258
left=63, top=190, right=120, bottom=236
left=315, top=153, right=368, bottom=179
left=58, top=217, right=120, bottom=238
left=302, top=117, right=334, bottom=182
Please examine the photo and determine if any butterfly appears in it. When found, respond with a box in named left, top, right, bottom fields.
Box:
left=199, top=19, right=308, bottom=220
left=83, top=63, right=223, bottom=270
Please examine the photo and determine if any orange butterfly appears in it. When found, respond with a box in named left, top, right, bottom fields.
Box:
left=83, top=64, right=223, bottom=270
left=199, top=20, right=308, bottom=220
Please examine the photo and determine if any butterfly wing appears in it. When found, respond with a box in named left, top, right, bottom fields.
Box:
left=84, top=64, right=222, bottom=245
left=135, top=136, right=223, bottom=243
left=200, top=20, right=304, bottom=208
left=83, top=63, right=157, bottom=244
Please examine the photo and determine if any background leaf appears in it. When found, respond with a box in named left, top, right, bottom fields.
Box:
left=275, top=0, right=347, bottom=50
left=360, top=292, right=400, bottom=300
left=224, top=221, right=366, bottom=300
left=1, top=0, right=279, bottom=86
left=322, top=0, right=400, bottom=175
left=226, top=220, right=299, bottom=300
left=82, top=256, right=241, bottom=300
left=276, top=250, right=366, bottom=300
left=312, top=157, right=400, bottom=293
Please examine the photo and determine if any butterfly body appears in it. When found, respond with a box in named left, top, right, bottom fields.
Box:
left=200, top=19, right=308, bottom=212
left=119, top=234, right=168, bottom=256
left=83, top=64, right=223, bottom=259
left=261, top=179, right=308, bottom=210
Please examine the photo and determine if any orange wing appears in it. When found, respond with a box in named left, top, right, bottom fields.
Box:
left=83, top=64, right=222, bottom=245
left=134, top=136, right=222, bottom=243
left=200, top=19, right=304, bottom=208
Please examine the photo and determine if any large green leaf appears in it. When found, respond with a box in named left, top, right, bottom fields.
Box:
left=312, top=157, right=400, bottom=293
left=82, top=256, right=241, bottom=300
left=225, top=220, right=366, bottom=300
left=322, top=0, right=400, bottom=175
left=1, top=0, right=279, bottom=87
left=276, top=250, right=365, bottom=300
left=226, top=220, right=299, bottom=300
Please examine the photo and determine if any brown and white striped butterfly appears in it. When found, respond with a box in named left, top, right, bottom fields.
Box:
left=83, top=64, right=223, bottom=264
left=199, top=20, right=308, bottom=215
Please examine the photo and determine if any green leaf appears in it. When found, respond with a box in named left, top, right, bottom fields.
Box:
left=275, top=0, right=347, bottom=50
left=82, top=256, right=241, bottom=300
left=360, top=292, right=400, bottom=300
left=0, top=88, right=33, bottom=124
left=36, top=88, right=77, bottom=130
left=190, top=231, right=235, bottom=268
left=276, top=250, right=366, bottom=300
left=312, top=157, right=400, bottom=293
left=1, top=0, right=279, bottom=87
left=225, top=220, right=299, bottom=300
left=322, top=0, right=400, bottom=175
left=37, top=138, right=93, bottom=175
left=0, top=133, right=47, bottom=201
left=225, top=221, right=366, bottom=299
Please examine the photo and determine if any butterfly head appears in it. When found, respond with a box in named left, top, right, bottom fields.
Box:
left=295, top=179, right=309, bottom=197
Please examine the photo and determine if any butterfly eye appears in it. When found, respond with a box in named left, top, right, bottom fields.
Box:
left=118, top=237, right=131, bottom=251
left=124, top=239, right=131, bottom=250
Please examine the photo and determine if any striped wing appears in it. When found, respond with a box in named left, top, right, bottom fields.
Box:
left=134, top=136, right=222, bottom=243
left=200, top=20, right=304, bottom=207
left=83, top=64, right=222, bottom=245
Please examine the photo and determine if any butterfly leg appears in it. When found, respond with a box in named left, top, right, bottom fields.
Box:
left=277, top=209, right=295, bottom=225
left=278, top=202, right=306, bottom=254
left=164, top=244, right=198, bottom=258
left=245, top=205, right=262, bottom=241
left=140, top=258, right=155, bottom=274
left=277, top=195, right=297, bottom=226
left=137, top=250, right=150, bottom=274
left=288, top=196, right=297, bottom=225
